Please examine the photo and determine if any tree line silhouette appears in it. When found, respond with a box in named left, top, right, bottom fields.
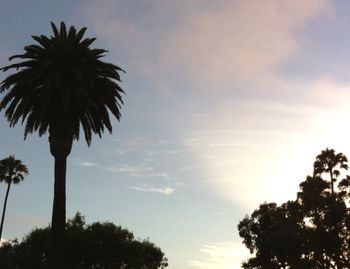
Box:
left=0, top=155, right=168, bottom=268
left=0, top=213, right=168, bottom=269
left=238, top=148, right=350, bottom=268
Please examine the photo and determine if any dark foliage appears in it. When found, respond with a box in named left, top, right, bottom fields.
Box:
left=0, top=213, right=168, bottom=269
left=238, top=148, right=350, bottom=269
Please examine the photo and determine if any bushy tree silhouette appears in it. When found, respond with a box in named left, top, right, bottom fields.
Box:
left=0, top=213, right=168, bottom=269
left=0, top=156, right=28, bottom=240
left=0, top=22, right=125, bottom=268
left=238, top=148, right=350, bottom=269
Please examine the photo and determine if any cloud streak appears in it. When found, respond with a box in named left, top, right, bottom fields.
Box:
left=78, top=161, right=101, bottom=168
left=129, top=186, right=175, bottom=195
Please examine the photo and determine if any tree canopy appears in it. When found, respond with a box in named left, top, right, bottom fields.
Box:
left=0, top=213, right=168, bottom=269
left=238, top=148, right=350, bottom=269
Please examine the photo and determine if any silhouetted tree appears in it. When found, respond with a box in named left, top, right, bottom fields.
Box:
left=0, top=156, right=28, bottom=240
left=313, top=148, right=348, bottom=195
left=0, top=213, right=168, bottom=269
left=0, top=22, right=125, bottom=268
left=238, top=148, right=350, bottom=269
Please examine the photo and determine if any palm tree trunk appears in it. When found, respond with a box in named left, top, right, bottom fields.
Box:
left=51, top=154, right=67, bottom=269
left=49, top=136, right=72, bottom=269
left=0, top=181, right=12, bottom=240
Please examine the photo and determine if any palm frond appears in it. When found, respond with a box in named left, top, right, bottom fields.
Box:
left=0, top=22, right=125, bottom=145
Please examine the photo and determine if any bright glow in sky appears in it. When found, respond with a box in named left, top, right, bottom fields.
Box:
left=2, top=0, right=350, bottom=268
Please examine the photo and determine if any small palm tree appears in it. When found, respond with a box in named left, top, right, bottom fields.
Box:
left=313, top=148, right=348, bottom=195
left=0, top=156, right=28, bottom=240
left=0, top=22, right=125, bottom=268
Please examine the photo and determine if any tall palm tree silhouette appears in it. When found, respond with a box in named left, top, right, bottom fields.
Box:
left=0, top=22, right=125, bottom=268
left=313, top=148, right=348, bottom=195
left=0, top=155, right=28, bottom=240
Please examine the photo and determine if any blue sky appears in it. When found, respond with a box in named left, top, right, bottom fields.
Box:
left=2, top=0, right=350, bottom=268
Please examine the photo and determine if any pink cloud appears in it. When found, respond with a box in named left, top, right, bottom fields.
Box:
left=162, top=0, right=331, bottom=84
left=77, top=0, right=331, bottom=92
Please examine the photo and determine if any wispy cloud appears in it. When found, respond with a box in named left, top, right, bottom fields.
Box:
left=75, top=158, right=103, bottom=168
left=129, top=186, right=175, bottom=195
left=100, top=136, right=151, bottom=156
left=126, top=172, right=171, bottom=181
left=189, top=241, right=250, bottom=269
left=76, top=157, right=176, bottom=181
left=76, top=159, right=155, bottom=175
left=106, top=163, right=154, bottom=174
left=146, top=149, right=182, bottom=156
left=79, top=161, right=101, bottom=168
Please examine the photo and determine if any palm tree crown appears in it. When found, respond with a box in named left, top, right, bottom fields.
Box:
left=0, top=155, right=28, bottom=240
left=0, top=155, right=28, bottom=184
left=0, top=22, right=124, bottom=145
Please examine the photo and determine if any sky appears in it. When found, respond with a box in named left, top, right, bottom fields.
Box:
left=2, top=0, right=350, bottom=268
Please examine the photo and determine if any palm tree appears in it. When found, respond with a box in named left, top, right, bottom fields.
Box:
left=0, top=22, right=125, bottom=268
left=0, top=156, right=28, bottom=240
left=313, top=148, right=348, bottom=195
